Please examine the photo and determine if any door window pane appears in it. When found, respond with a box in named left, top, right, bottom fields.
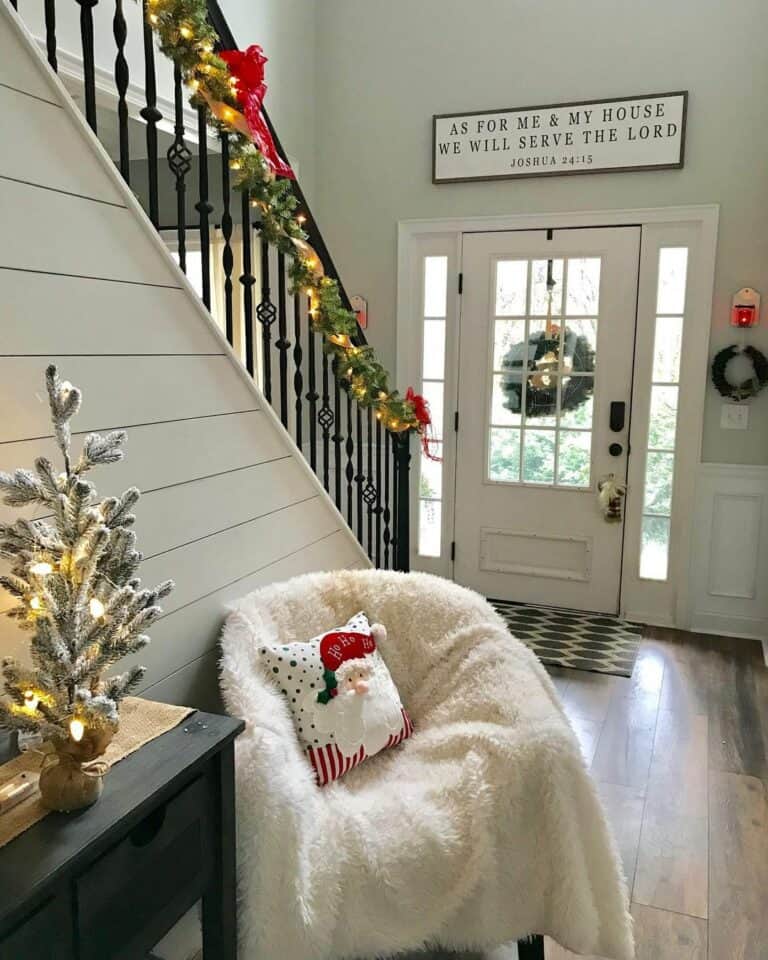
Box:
left=422, top=320, right=446, bottom=380
left=420, top=446, right=443, bottom=499
left=560, top=391, right=593, bottom=429
left=522, top=430, right=555, bottom=484
left=565, top=258, right=601, bottom=315
left=643, top=452, right=674, bottom=515
left=491, top=374, right=521, bottom=425
left=495, top=260, right=527, bottom=316
left=418, top=499, right=442, bottom=557
left=493, top=318, right=526, bottom=369
left=421, top=381, right=444, bottom=439
left=489, top=428, right=520, bottom=482
left=640, top=516, right=670, bottom=580
left=530, top=259, right=564, bottom=315
left=424, top=256, right=448, bottom=317
left=557, top=431, right=592, bottom=487
left=652, top=317, right=683, bottom=383
left=566, top=318, right=598, bottom=357
left=648, top=386, right=678, bottom=450
left=656, top=248, right=688, bottom=314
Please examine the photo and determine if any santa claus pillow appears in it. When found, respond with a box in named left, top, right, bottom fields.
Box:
left=258, top=612, right=412, bottom=786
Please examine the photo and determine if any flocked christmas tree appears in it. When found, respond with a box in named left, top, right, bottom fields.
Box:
left=0, top=366, right=173, bottom=749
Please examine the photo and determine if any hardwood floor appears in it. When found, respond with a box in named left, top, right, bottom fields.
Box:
left=544, top=627, right=768, bottom=960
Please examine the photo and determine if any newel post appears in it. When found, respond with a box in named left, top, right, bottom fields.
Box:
left=393, top=432, right=412, bottom=573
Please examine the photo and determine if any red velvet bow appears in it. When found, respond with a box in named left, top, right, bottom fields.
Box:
left=406, top=387, right=442, bottom=461
left=220, top=45, right=295, bottom=180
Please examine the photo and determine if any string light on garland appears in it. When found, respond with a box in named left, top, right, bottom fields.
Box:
left=144, top=0, right=438, bottom=455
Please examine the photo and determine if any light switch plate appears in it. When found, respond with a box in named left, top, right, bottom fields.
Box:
left=721, top=403, right=749, bottom=430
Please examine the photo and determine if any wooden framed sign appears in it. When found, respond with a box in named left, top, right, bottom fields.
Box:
left=433, top=91, right=687, bottom=183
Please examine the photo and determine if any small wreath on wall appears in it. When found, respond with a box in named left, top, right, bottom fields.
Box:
left=500, top=327, right=596, bottom=419
left=711, top=344, right=768, bottom=402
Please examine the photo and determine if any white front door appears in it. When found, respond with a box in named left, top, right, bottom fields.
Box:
left=453, top=227, right=640, bottom=614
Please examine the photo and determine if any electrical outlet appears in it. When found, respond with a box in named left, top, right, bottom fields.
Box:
left=721, top=403, right=749, bottom=430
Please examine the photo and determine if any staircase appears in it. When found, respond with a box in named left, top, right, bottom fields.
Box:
left=7, top=0, right=411, bottom=571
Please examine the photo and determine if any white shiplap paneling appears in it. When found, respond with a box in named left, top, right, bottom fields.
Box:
left=0, top=270, right=221, bottom=357
left=0, top=5, right=368, bottom=706
left=0, top=84, right=125, bottom=204
left=0, top=356, right=256, bottom=443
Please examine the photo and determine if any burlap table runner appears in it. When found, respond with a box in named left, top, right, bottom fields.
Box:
left=0, top=697, right=194, bottom=849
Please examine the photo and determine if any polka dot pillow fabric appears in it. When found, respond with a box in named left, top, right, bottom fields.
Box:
left=259, top=612, right=412, bottom=786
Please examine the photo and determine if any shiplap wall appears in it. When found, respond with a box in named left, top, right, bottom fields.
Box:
left=0, top=4, right=368, bottom=711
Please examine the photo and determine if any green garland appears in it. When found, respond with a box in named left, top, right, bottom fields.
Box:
left=147, top=0, right=420, bottom=432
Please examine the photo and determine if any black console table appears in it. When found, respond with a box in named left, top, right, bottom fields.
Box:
left=0, top=710, right=244, bottom=959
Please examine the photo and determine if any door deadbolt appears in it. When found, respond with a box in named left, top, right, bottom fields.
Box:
left=609, top=442, right=623, bottom=457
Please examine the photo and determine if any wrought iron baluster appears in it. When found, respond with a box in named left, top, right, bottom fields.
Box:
left=76, top=0, right=98, bottom=132
left=112, top=0, right=130, bottom=179
left=292, top=291, right=303, bottom=450
left=44, top=0, right=58, bottom=71
left=355, top=405, right=364, bottom=545
left=276, top=252, right=290, bottom=427
left=256, top=238, right=276, bottom=402
left=383, top=431, right=392, bottom=569
left=195, top=106, right=212, bottom=310
left=364, top=409, right=376, bottom=560
left=140, top=0, right=162, bottom=226
left=306, top=318, right=319, bottom=474
left=220, top=133, right=234, bottom=345
left=317, top=352, right=332, bottom=491
left=240, top=192, right=256, bottom=376
left=393, top=433, right=412, bottom=572
left=345, top=392, right=355, bottom=529
left=375, top=419, right=383, bottom=568
left=167, top=63, right=191, bottom=273
left=333, top=370, right=343, bottom=510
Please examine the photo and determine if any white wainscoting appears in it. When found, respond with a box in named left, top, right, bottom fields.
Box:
left=690, top=463, right=768, bottom=646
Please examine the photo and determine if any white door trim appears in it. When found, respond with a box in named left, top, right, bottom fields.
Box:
left=397, top=204, right=719, bottom=629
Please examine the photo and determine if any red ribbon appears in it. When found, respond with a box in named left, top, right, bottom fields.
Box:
left=220, top=46, right=295, bottom=180
left=406, top=387, right=442, bottom=461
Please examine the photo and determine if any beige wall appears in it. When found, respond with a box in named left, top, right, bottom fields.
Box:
left=221, top=0, right=318, bottom=199
left=313, top=0, right=768, bottom=465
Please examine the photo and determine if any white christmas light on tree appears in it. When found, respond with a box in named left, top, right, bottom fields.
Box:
left=69, top=718, right=85, bottom=742
left=89, top=597, right=106, bottom=619
left=29, top=561, right=53, bottom=577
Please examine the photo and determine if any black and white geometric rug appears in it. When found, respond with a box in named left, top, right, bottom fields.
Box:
left=490, top=600, right=643, bottom=677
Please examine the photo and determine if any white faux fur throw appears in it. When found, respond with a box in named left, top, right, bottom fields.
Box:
left=220, top=570, right=634, bottom=960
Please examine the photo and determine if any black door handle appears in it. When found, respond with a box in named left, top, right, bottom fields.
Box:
left=610, top=401, right=626, bottom=432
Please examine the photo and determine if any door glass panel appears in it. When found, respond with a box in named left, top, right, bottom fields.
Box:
left=648, top=385, right=678, bottom=449
left=491, top=374, right=521, bottom=425
left=487, top=253, right=601, bottom=488
left=652, top=317, right=683, bottom=383
left=422, top=319, right=446, bottom=380
left=522, top=429, right=555, bottom=484
left=420, top=446, right=443, bottom=499
left=493, top=318, right=526, bottom=368
left=421, top=381, right=444, bottom=438
left=424, top=256, right=448, bottom=317
left=656, top=247, right=688, bottom=314
left=565, top=258, right=601, bottom=315
left=557, top=430, right=592, bottom=487
left=495, top=260, right=528, bottom=316
left=643, top=452, right=674, bottom=515
left=559, top=391, right=593, bottom=429
left=530, top=259, right=564, bottom=315
left=640, top=515, right=670, bottom=580
left=419, top=499, right=442, bottom=557
left=489, top=428, right=521, bottom=482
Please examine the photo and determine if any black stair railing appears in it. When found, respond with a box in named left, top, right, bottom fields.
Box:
left=21, top=0, right=410, bottom=572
